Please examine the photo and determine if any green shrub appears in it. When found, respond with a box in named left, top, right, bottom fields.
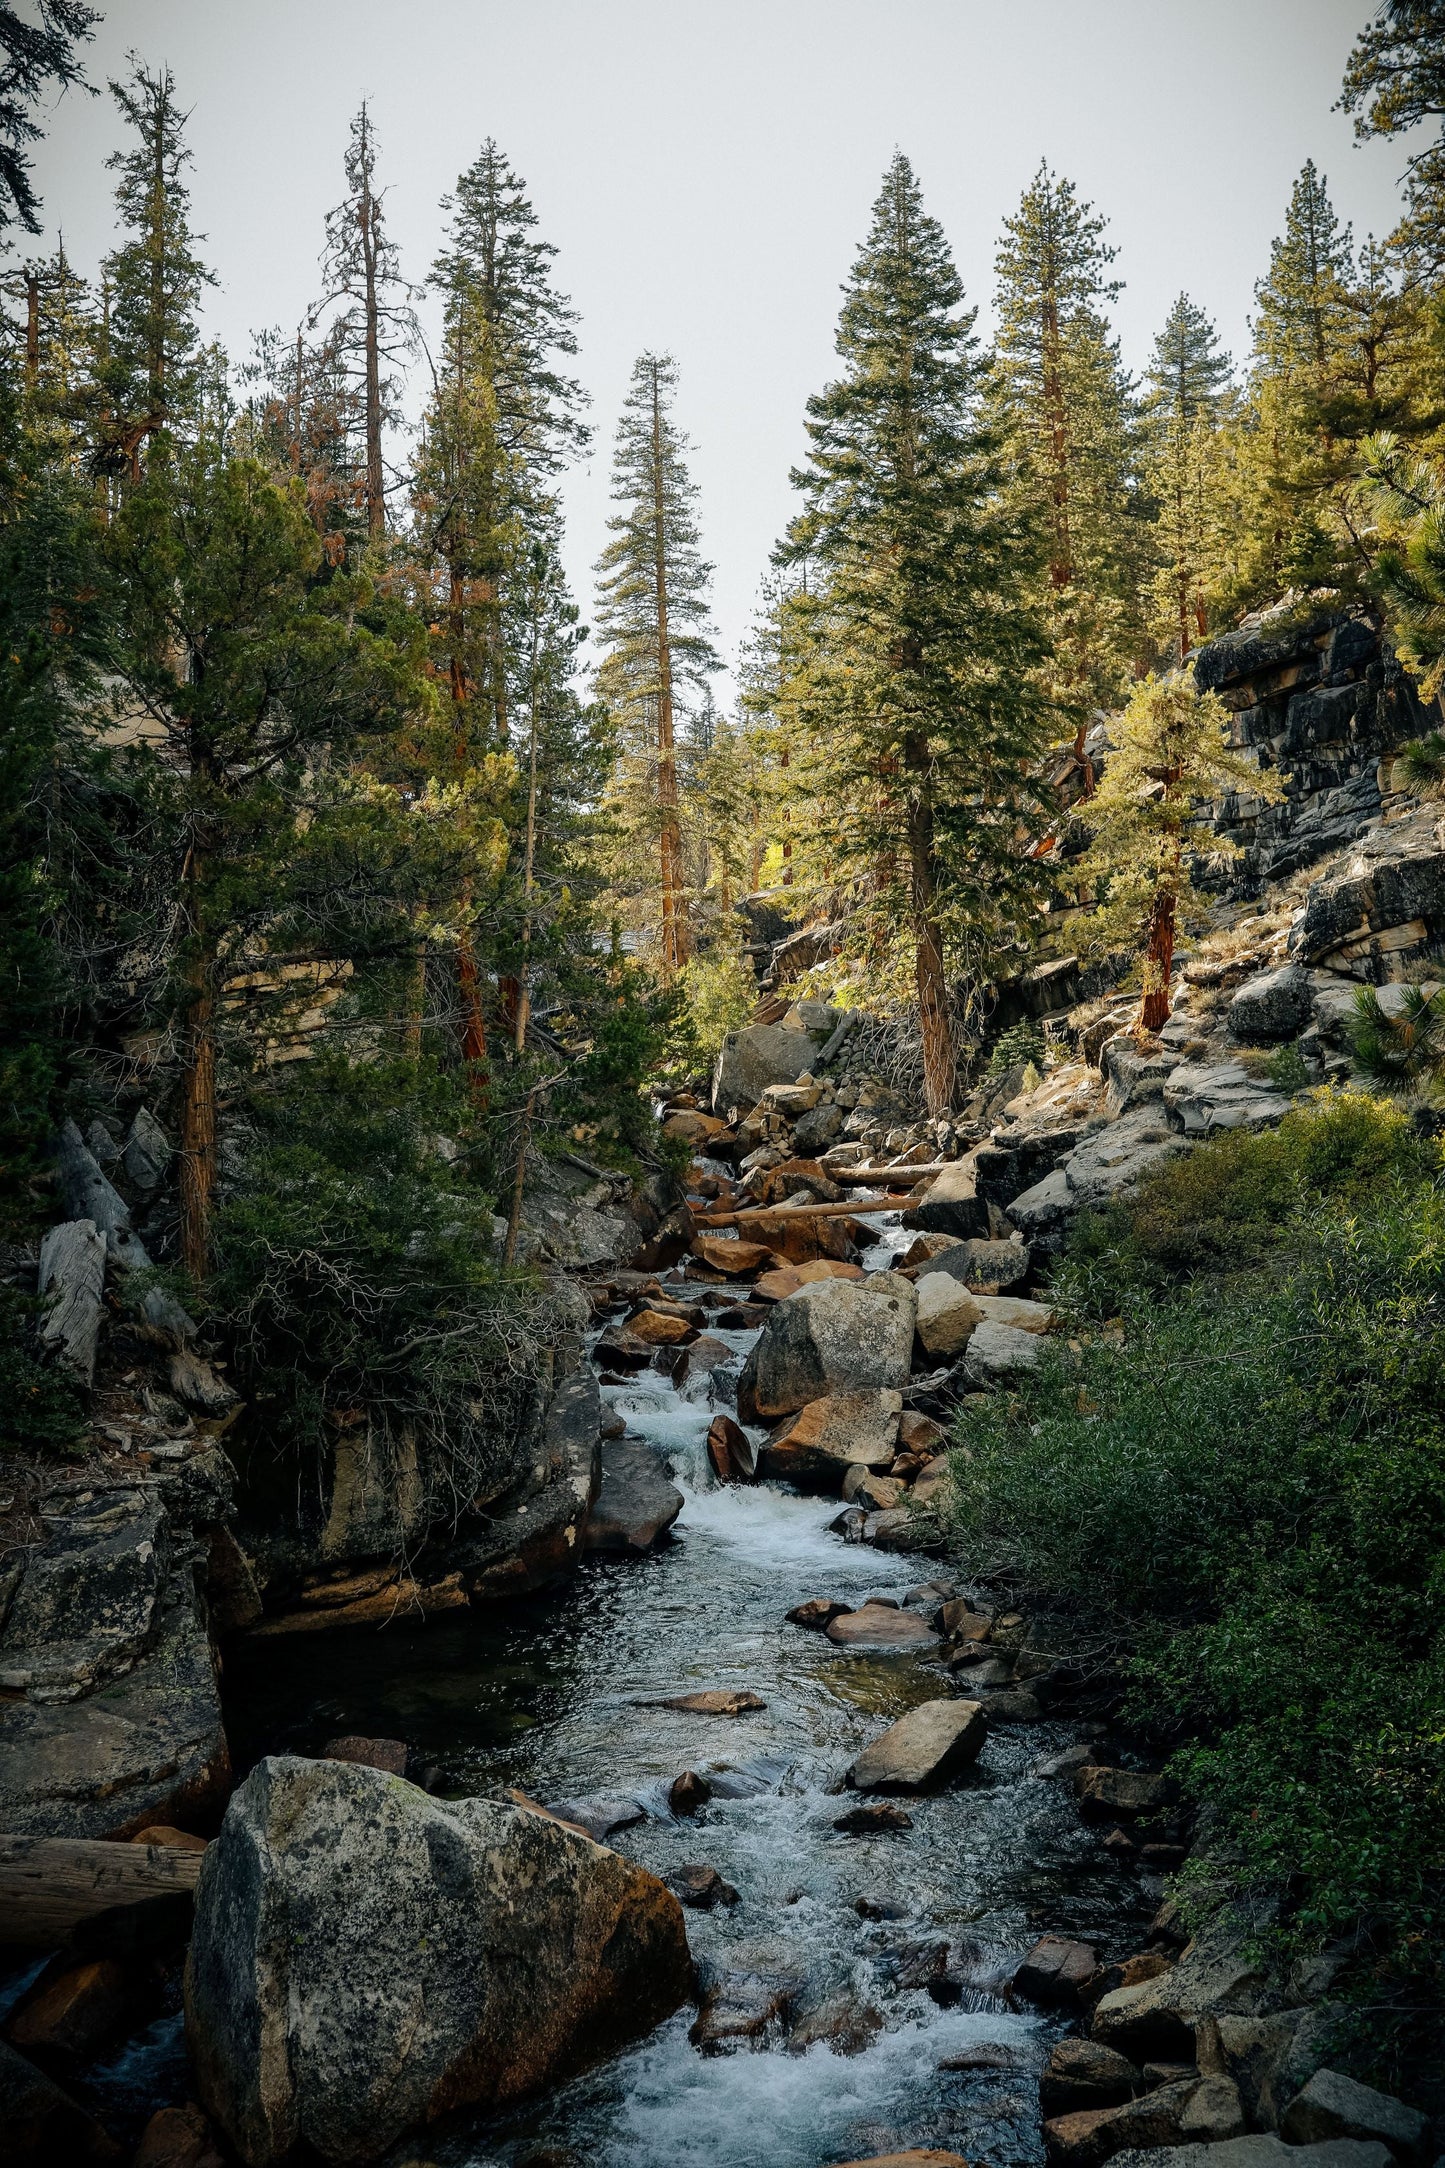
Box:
left=1266, top=1039, right=1310, bottom=1091
left=943, top=1097, right=1445, bottom=2043
left=670, top=944, right=757, bottom=1071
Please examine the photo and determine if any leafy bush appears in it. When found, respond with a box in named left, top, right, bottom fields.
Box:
left=944, top=1096, right=1445, bottom=2034
left=670, top=944, right=758, bottom=1072
left=1058, top=1088, right=1425, bottom=1303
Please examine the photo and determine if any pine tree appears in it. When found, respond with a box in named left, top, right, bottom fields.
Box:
left=1145, top=294, right=1234, bottom=662
left=101, top=55, right=215, bottom=478
left=773, top=152, right=1053, bottom=1114
left=413, top=139, right=587, bottom=1085
left=594, top=351, right=719, bottom=977
left=317, top=105, right=414, bottom=544
left=1340, top=2, right=1445, bottom=280
left=0, top=0, right=97, bottom=234
left=1077, top=674, right=1279, bottom=1032
left=1254, top=160, right=1354, bottom=394
left=991, top=161, right=1147, bottom=717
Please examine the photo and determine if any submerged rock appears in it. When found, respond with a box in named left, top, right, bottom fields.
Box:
left=185, top=1757, right=691, bottom=2166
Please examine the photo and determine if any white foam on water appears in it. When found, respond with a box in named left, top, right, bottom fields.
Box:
left=543, top=2003, right=1044, bottom=2168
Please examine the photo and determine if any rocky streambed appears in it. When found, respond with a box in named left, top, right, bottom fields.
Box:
left=193, top=1206, right=1161, bottom=2168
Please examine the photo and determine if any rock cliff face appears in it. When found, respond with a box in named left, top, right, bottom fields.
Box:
left=1193, top=602, right=1428, bottom=893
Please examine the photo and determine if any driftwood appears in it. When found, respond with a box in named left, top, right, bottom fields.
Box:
left=830, top=1161, right=952, bottom=1185
left=694, top=1195, right=916, bottom=1230
left=0, top=1833, right=205, bottom=1950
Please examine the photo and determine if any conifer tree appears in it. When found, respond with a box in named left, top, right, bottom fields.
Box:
left=1077, top=674, right=1278, bottom=1032
left=413, top=140, right=587, bottom=1084
left=1341, top=2, right=1445, bottom=280
left=773, top=152, right=1052, bottom=1114
left=101, top=56, right=215, bottom=478
left=1254, top=160, right=1354, bottom=394
left=317, top=105, right=414, bottom=544
left=991, top=162, right=1147, bottom=716
left=0, top=0, right=97, bottom=233
left=594, top=351, right=719, bottom=977
left=1145, top=294, right=1233, bottom=662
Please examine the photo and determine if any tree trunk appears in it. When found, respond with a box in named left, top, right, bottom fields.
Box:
left=515, top=619, right=541, bottom=1055
left=24, top=270, right=38, bottom=392
left=178, top=840, right=216, bottom=1282
left=1139, top=885, right=1176, bottom=1034
left=905, top=756, right=955, bottom=1117
left=358, top=115, right=385, bottom=544
left=651, top=365, right=687, bottom=976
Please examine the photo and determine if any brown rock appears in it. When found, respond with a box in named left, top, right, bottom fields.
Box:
left=321, top=1736, right=407, bottom=1778
left=1040, top=2037, right=1139, bottom=2114
left=668, top=1863, right=739, bottom=1909
left=627, top=1308, right=694, bottom=1346
left=6, top=1959, right=134, bottom=2066
left=939, top=1600, right=988, bottom=1640
left=847, top=1698, right=987, bottom=1791
left=1074, top=1766, right=1176, bottom=1822
left=706, top=1416, right=756, bottom=1485
left=129, top=1826, right=208, bottom=1853
left=133, top=2103, right=225, bottom=2168
left=754, top=1212, right=860, bottom=1265
left=688, top=1972, right=797, bottom=2054
left=754, top=1266, right=804, bottom=1302
left=898, top=1411, right=947, bottom=1454
left=825, top=1601, right=940, bottom=1651
left=1043, top=2078, right=1201, bottom=2166
left=828, top=2153, right=970, bottom=2168
left=667, top=1771, right=711, bottom=1816
left=693, top=1236, right=779, bottom=1277
left=1085, top=1953, right=1173, bottom=2007
left=832, top=1802, right=913, bottom=1834
left=757, top=1389, right=902, bottom=1488
left=1014, top=1934, right=1099, bottom=2010
left=786, top=1599, right=850, bottom=1630
left=593, top=1324, right=652, bottom=1370
left=652, top=1689, right=766, bottom=1715
left=840, top=1468, right=906, bottom=1512
left=792, top=1259, right=866, bottom=1284
left=788, top=1995, right=884, bottom=2056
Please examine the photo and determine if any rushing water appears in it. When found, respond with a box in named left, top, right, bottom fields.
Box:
left=216, top=1211, right=1154, bottom=2168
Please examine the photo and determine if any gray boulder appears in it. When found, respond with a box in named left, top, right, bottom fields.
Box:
left=0, top=1490, right=169, bottom=1699
left=963, top=1317, right=1046, bottom=1389
left=1227, top=965, right=1314, bottom=1043
left=756, top=1387, right=901, bottom=1486
left=1008, top=1105, right=1190, bottom=1253
left=54, top=1122, right=149, bottom=1268
left=123, top=1107, right=171, bottom=1191
left=1163, top=1062, right=1290, bottom=1136
left=185, top=1756, right=692, bottom=2166
left=712, top=1025, right=816, bottom=1114
left=901, top=1157, right=990, bottom=1239
left=584, top=1439, right=683, bottom=1552
left=925, top=1237, right=1030, bottom=1293
left=37, top=1220, right=106, bottom=1385
left=738, top=1277, right=916, bottom=1420
left=1281, top=2071, right=1428, bottom=2162
left=792, top=1099, right=845, bottom=1154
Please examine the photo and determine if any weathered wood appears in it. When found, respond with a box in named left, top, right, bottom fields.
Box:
left=0, top=1833, right=205, bottom=1949
left=831, top=1161, right=954, bottom=1185
left=694, top=1195, right=915, bottom=1229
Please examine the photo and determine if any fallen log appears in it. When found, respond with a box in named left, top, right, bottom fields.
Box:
left=694, top=1195, right=916, bottom=1229
left=830, top=1161, right=954, bottom=1185
left=0, top=1833, right=205, bottom=1951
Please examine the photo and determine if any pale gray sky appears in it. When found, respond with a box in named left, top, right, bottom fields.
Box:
left=28, top=1, right=1415, bottom=693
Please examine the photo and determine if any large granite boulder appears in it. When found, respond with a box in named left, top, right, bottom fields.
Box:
left=1008, top=1106, right=1191, bottom=1254
left=583, top=1439, right=684, bottom=1552
left=847, top=1698, right=987, bottom=1791
left=756, top=1389, right=902, bottom=1487
left=0, top=1489, right=170, bottom=1699
left=1226, top=966, right=1314, bottom=1043
left=901, top=1159, right=990, bottom=1240
left=712, top=1025, right=816, bottom=1114
left=186, top=1757, right=691, bottom=2167
left=453, top=1369, right=602, bottom=1601
left=36, top=1220, right=107, bottom=1385
left=913, top=1273, right=982, bottom=1357
left=1162, top=1062, right=1290, bottom=1137
left=738, top=1278, right=916, bottom=1421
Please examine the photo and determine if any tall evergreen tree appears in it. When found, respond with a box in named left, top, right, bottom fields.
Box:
left=101, top=56, right=215, bottom=478
left=0, top=0, right=96, bottom=233
left=413, top=140, right=587, bottom=1083
left=991, top=161, right=1146, bottom=716
left=1254, top=160, right=1354, bottom=393
left=317, top=105, right=414, bottom=544
left=1341, top=1, right=1445, bottom=280
left=594, top=351, right=718, bottom=977
left=773, top=152, right=1052, bottom=1114
left=1145, top=294, right=1233, bottom=661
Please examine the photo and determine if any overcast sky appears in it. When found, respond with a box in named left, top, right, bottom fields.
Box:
left=27, top=0, right=1415, bottom=696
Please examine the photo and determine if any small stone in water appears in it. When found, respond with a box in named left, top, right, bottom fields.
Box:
left=854, top=1891, right=909, bottom=1920
left=787, top=1598, right=849, bottom=1629
left=651, top=1688, right=766, bottom=1715
left=670, top=1863, right=740, bottom=1909
left=669, top=1770, right=712, bottom=1815
left=833, top=1801, right=913, bottom=1834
